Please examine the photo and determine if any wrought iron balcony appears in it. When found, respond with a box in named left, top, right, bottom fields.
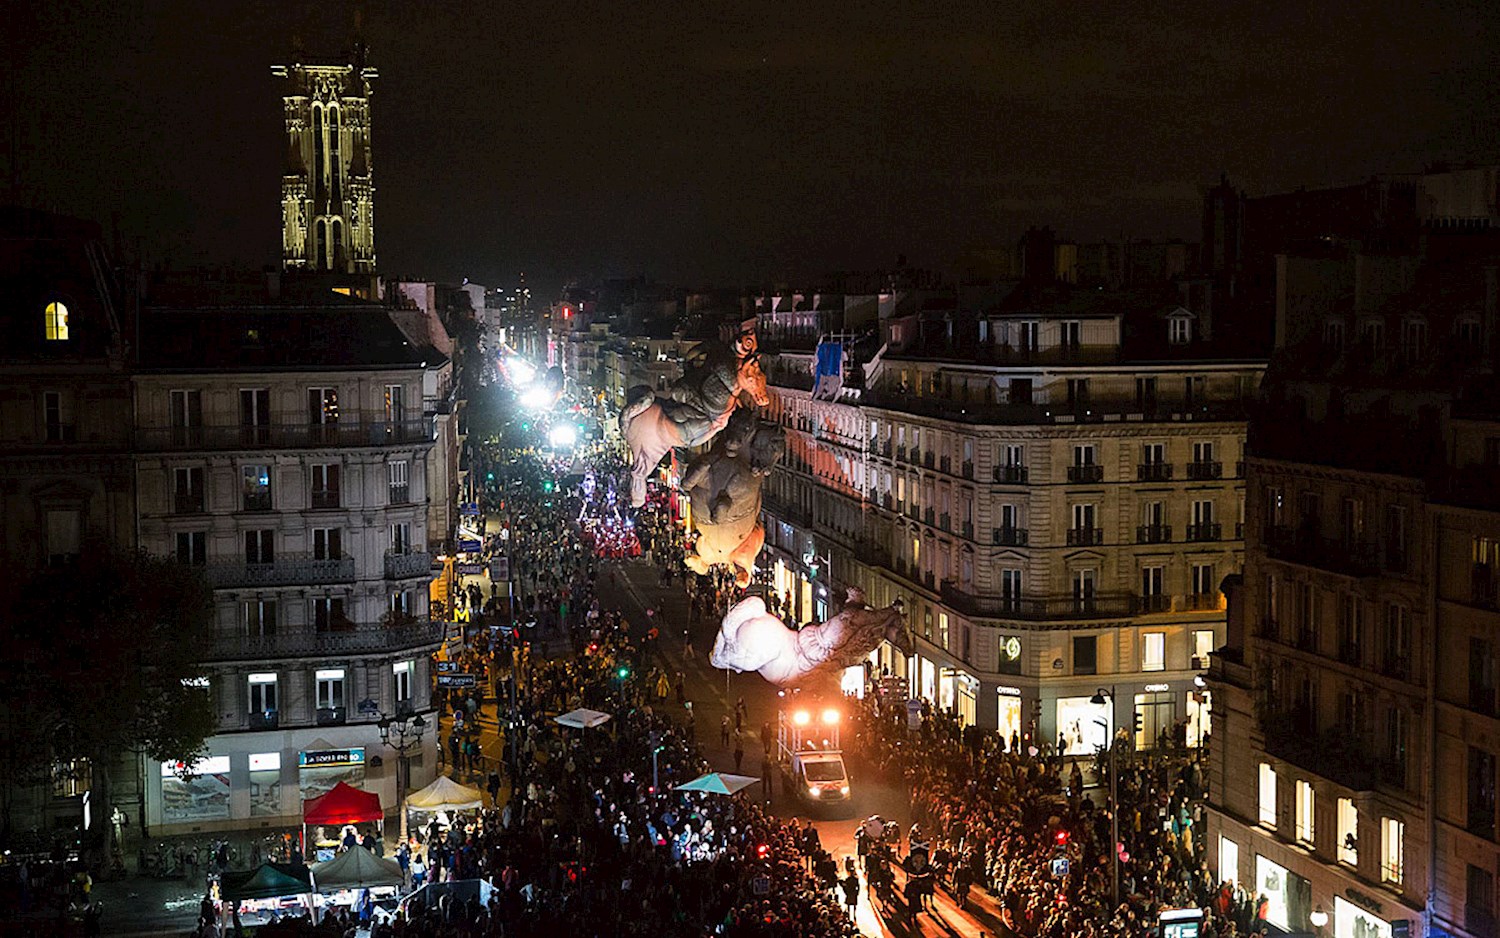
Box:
left=896, top=445, right=908, bottom=462
left=203, top=553, right=355, bottom=589
left=389, top=484, right=411, bottom=505
left=204, top=619, right=445, bottom=663
left=1186, top=522, right=1223, bottom=542
left=1186, top=460, right=1223, bottom=480
left=384, top=550, right=434, bottom=579
left=1265, top=526, right=1382, bottom=577
left=940, top=455, right=951, bottom=473
left=962, top=521, right=974, bottom=540
left=1137, top=463, right=1173, bottom=482
left=173, top=492, right=206, bottom=514
left=994, top=465, right=1028, bottom=484
left=1067, top=464, right=1104, bottom=483
left=1135, top=594, right=1171, bottom=614
left=309, top=490, right=342, bottom=510
left=924, top=451, right=935, bottom=469
left=316, top=706, right=348, bottom=726
left=961, top=460, right=973, bottom=479
left=940, top=581, right=1134, bottom=620
left=993, top=526, right=1029, bottom=546
left=248, top=710, right=280, bottom=730
left=1137, top=524, right=1172, bottom=544
left=1067, top=526, right=1103, bottom=546
left=135, top=417, right=437, bottom=452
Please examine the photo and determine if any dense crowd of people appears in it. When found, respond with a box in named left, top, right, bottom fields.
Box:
left=853, top=694, right=1267, bottom=937
left=246, top=443, right=861, bottom=938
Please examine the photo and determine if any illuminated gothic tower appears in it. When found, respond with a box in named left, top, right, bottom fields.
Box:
left=272, top=45, right=378, bottom=273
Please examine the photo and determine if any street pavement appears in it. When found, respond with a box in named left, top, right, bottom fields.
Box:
left=600, top=558, right=1005, bottom=938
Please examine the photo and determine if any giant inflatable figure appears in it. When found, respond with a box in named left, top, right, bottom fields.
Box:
left=710, top=588, right=911, bottom=686
left=619, top=348, right=769, bottom=507
left=681, top=409, right=784, bottom=588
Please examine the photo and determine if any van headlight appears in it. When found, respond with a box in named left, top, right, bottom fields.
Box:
left=808, top=785, right=821, bottom=797
left=840, top=785, right=850, bottom=796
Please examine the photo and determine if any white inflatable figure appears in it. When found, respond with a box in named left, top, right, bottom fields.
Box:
left=710, top=588, right=910, bottom=686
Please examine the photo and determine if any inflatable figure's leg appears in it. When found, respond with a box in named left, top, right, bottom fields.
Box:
left=728, top=522, right=765, bottom=589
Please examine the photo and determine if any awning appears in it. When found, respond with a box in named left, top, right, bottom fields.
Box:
left=406, top=774, right=484, bottom=811
left=674, top=772, right=761, bottom=795
left=554, top=707, right=612, bottom=729
left=303, top=781, right=383, bottom=826
left=221, top=862, right=313, bottom=902
left=311, top=848, right=405, bottom=891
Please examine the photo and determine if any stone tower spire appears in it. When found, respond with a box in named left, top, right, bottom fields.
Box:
left=271, top=45, right=378, bottom=274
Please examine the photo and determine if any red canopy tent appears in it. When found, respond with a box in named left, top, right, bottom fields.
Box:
left=302, top=782, right=384, bottom=856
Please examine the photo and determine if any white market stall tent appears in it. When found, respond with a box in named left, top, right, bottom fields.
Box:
left=311, top=847, right=406, bottom=891
left=406, top=775, right=485, bottom=812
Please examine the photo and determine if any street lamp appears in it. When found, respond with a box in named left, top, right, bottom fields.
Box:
left=1089, top=686, right=1120, bottom=911
left=1309, top=906, right=1328, bottom=936
left=377, top=712, right=428, bottom=846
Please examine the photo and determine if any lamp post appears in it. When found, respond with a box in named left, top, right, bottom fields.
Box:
left=1089, top=686, right=1119, bottom=910
left=1309, top=906, right=1328, bottom=936
left=377, top=712, right=428, bottom=848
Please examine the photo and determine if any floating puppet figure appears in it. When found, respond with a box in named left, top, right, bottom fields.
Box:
left=619, top=348, right=769, bottom=508
left=710, top=588, right=910, bottom=686
left=680, top=409, right=784, bottom=588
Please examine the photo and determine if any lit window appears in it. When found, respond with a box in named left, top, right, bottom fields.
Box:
left=1381, top=817, right=1404, bottom=885
left=1338, top=797, right=1359, bottom=866
left=1169, top=317, right=1191, bottom=344
left=44, top=301, right=69, bottom=341
left=1296, top=779, right=1315, bottom=844
left=393, top=660, right=414, bottom=704
left=315, top=669, right=345, bottom=711
left=1142, top=632, right=1166, bottom=671
left=1259, top=763, right=1277, bottom=827
left=51, top=758, right=90, bottom=798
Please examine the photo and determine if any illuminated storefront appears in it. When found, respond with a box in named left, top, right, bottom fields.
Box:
left=1254, top=854, right=1311, bottom=933
left=160, top=756, right=231, bottom=823
left=1333, top=896, right=1393, bottom=938
left=1055, top=696, right=1112, bottom=753
left=955, top=672, right=977, bottom=727
left=996, top=687, right=1023, bottom=748
left=298, top=748, right=366, bottom=802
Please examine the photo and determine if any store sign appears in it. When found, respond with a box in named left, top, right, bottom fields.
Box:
left=997, top=686, right=1022, bottom=697
left=456, top=563, right=485, bottom=575
left=1334, top=897, right=1392, bottom=938
left=491, top=556, right=511, bottom=581
left=299, top=748, right=365, bottom=768
left=459, top=502, right=481, bottom=516
left=1144, top=683, right=1171, bottom=692
left=437, top=673, right=479, bottom=689
left=436, top=660, right=457, bottom=673
left=1002, top=636, right=1021, bottom=660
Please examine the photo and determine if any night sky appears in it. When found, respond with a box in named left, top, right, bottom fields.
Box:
left=8, top=0, right=1500, bottom=295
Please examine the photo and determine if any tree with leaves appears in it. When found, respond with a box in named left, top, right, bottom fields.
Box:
left=1, top=540, right=217, bottom=865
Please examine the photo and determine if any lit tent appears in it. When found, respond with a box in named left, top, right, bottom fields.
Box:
left=406, top=775, right=484, bottom=812
left=221, top=862, right=314, bottom=902
left=311, top=847, right=405, bottom=891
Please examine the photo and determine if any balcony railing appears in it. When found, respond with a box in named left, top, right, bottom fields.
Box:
left=1067, top=527, right=1103, bottom=546
left=204, top=619, right=446, bottom=662
left=939, top=512, right=951, bottom=532
left=961, top=460, right=973, bottom=479
left=1186, top=460, right=1223, bottom=480
left=135, top=418, right=436, bottom=452
left=309, top=490, right=342, bottom=510
left=896, top=445, right=908, bottom=461
left=316, top=706, right=348, bottom=726
left=203, top=553, right=356, bottom=589
left=924, top=507, right=935, bottom=525
left=1186, top=522, right=1223, bottom=542
left=1185, top=592, right=1223, bottom=611
left=248, top=710, right=279, bottom=730
left=940, top=582, right=1134, bottom=621
left=389, top=484, right=412, bottom=505
left=1137, top=463, right=1173, bottom=482
left=1137, top=524, right=1172, bottom=544
left=1136, top=594, right=1171, bottom=614
left=993, top=527, right=1029, bottom=546
left=1265, top=526, right=1382, bottom=577
left=995, top=465, right=1028, bottom=484
left=962, top=521, right=974, bottom=540
left=385, top=550, right=434, bottom=579
left=173, top=493, right=206, bottom=514
left=924, top=452, right=935, bottom=469
left=1067, top=464, right=1104, bottom=483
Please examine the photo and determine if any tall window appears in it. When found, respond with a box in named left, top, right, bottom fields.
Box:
left=394, top=661, right=414, bottom=705
left=308, top=387, right=339, bottom=438
left=174, top=531, right=206, bottom=566
left=1072, top=503, right=1096, bottom=532
left=173, top=466, right=205, bottom=513
left=1004, top=444, right=1024, bottom=469
left=169, top=389, right=202, bottom=446
left=389, top=460, right=410, bottom=504
left=310, top=463, right=341, bottom=509
left=43, top=390, right=65, bottom=442
left=1380, top=817, right=1403, bottom=885
left=239, top=388, right=270, bottom=444
left=46, top=509, right=81, bottom=566
left=242, top=464, right=272, bottom=511
left=1136, top=376, right=1158, bottom=410
left=44, top=301, right=69, bottom=341
left=384, top=384, right=405, bottom=425
left=1066, top=378, right=1090, bottom=410
left=1193, top=563, right=1218, bottom=598
left=315, top=669, right=345, bottom=711
left=248, top=673, right=278, bottom=715
left=391, top=521, right=412, bottom=555
left=241, top=600, right=276, bottom=636
left=1060, top=320, right=1081, bottom=349
left=244, top=529, right=275, bottom=565
left=1073, top=443, right=1096, bottom=467
left=312, top=527, right=343, bottom=560
left=313, top=597, right=347, bottom=632
left=1018, top=321, right=1039, bottom=352
left=1142, top=632, right=1166, bottom=671
left=1258, top=763, right=1277, bottom=827
left=1384, top=604, right=1411, bottom=677
left=1295, top=780, right=1315, bottom=844
left=1073, top=635, right=1097, bottom=676
left=1072, top=568, right=1097, bottom=602
left=1140, top=565, right=1165, bottom=599
left=1337, top=797, right=1359, bottom=866
left=1469, top=747, right=1497, bottom=837
left=1000, top=568, right=1022, bottom=606
left=1142, top=442, right=1165, bottom=465
left=1169, top=317, right=1191, bottom=344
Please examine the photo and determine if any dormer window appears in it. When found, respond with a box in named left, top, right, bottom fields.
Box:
left=1169, top=317, right=1191, bottom=345
left=44, top=301, right=69, bottom=341
left=1323, top=320, right=1345, bottom=351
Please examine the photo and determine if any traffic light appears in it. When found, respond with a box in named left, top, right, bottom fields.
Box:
left=1054, top=829, right=1069, bottom=848
left=1132, top=710, right=1144, bottom=736
left=616, top=665, right=631, bottom=680
left=756, top=843, right=769, bottom=860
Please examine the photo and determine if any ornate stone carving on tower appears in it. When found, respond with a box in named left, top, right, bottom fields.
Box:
left=272, top=44, right=378, bottom=274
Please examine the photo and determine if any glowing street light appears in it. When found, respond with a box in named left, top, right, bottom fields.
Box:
left=548, top=424, right=578, bottom=449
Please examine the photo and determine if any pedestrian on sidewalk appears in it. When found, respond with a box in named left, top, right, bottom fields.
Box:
left=720, top=715, right=731, bottom=748
left=841, top=872, right=859, bottom=920
left=683, top=630, right=695, bottom=659
left=734, top=697, right=746, bottom=734
left=733, top=737, right=745, bottom=773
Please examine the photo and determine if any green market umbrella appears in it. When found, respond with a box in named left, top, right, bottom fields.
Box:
left=674, top=772, right=761, bottom=795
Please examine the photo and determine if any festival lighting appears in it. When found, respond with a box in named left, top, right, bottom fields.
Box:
left=820, top=708, right=840, bottom=726
left=520, top=385, right=552, bottom=410
left=548, top=424, right=578, bottom=449
left=792, top=710, right=811, bottom=726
